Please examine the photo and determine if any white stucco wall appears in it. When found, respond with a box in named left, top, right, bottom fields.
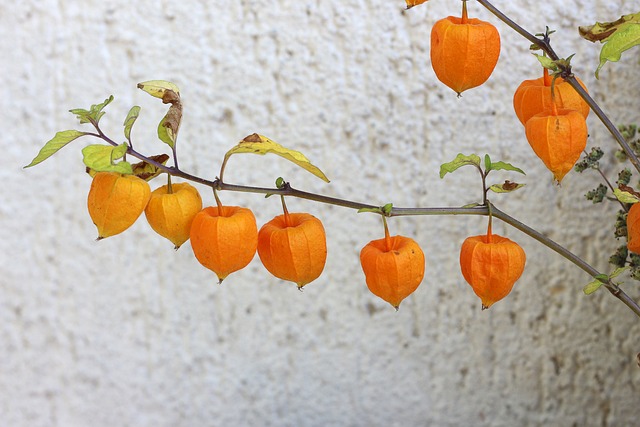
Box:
left=3, top=0, right=640, bottom=426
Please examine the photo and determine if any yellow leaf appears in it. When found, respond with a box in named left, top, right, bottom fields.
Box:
left=223, top=133, right=329, bottom=183
left=137, top=80, right=180, bottom=99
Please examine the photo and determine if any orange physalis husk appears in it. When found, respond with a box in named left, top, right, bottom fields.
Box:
left=524, top=101, right=588, bottom=183
left=87, top=171, right=151, bottom=239
left=513, top=68, right=590, bottom=126
left=459, top=222, right=526, bottom=310
left=430, top=1, right=500, bottom=95
left=627, top=203, right=640, bottom=254
left=360, top=221, right=425, bottom=310
left=144, top=181, right=203, bottom=249
left=189, top=205, right=258, bottom=283
left=257, top=212, right=327, bottom=289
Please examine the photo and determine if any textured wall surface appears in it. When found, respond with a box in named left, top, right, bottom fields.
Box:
left=2, top=1, right=640, bottom=426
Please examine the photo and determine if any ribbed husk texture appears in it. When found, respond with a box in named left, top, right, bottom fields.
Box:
left=430, top=15, right=500, bottom=95
left=190, top=206, right=258, bottom=283
left=459, top=233, right=526, bottom=309
left=257, top=213, right=327, bottom=288
left=87, top=172, right=151, bottom=239
left=513, top=73, right=590, bottom=125
left=144, top=182, right=203, bottom=249
left=360, top=235, right=425, bottom=309
left=524, top=108, right=588, bottom=183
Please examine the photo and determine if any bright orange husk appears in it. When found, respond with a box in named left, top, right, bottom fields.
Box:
left=360, top=235, right=425, bottom=309
left=513, top=69, right=590, bottom=125
left=430, top=11, right=500, bottom=95
left=459, top=231, right=526, bottom=309
left=87, top=171, right=151, bottom=239
left=189, top=206, right=258, bottom=283
left=627, top=203, right=640, bottom=254
left=524, top=106, right=588, bottom=183
left=144, top=182, right=203, bottom=249
left=257, top=213, right=327, bottom=288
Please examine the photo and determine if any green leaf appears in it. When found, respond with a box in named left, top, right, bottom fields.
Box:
left=488, top=161, right=526, bottom=175
left=579, top=13, right=640, bottom=78
left=534, top=54, right=559, bottom=72
left=24, top=130, right=87, bottom=168
left=123, top=106, right=141, bottom=142
left=595, top=24, right=640, bottom=78
left=156, top=101, right=182, bottom=149
left=439, top=153, right=481, bottom=178
left=461, top=202, right=481, bottom=208
left=69, top=95, right=114, bottom=125
left=82, top=143, right=133, bottom=175
left=157, top=113, right=176, bottom=148
left=224, top=133, right=330, bottom=183
left=489, top=181, right=525, bottom=193
left=609, top=266, right=630, bottom=279
left=613, top=188, right=640, bottom=204
left=594, top=274, right=609, bottom=282
left=484, top=154, right=492, bottom=171
left=137, top=80, right=180, bottom=98
left=583, top=279, right=604, bottom=295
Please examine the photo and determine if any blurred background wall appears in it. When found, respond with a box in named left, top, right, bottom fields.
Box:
left=2, top=0, right=640, bottom=425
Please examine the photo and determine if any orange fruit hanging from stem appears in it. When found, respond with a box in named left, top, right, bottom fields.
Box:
left=524, top=99, right=588, bottom=183
left=144, top=176, right=203, bottom=249
left=257, top=196, right=327, bottom=289
left=360, top=215, right=425, bottom=310
left=189, top=190, right=258, bottom=283
left=87, top=171, right=151, bottom=239
left=626, top=203, right=640, bottom=254
left=513, top=67, right=590, bottom=126
left=430, top=0, right=501, bottom=95
left=459, top=216, right=526, bottom=310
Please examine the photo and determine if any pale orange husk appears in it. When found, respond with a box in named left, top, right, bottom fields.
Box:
left=87, top=172, right=151, bottom=239
left=145, top=182, right=203, bottom=248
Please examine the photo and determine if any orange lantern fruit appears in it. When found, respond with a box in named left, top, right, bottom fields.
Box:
left=626, top=203, right=640, bottom=254
left=257, top=207, right=327, bottom=289
left=189, top=204, right=258, bottom=283
left=524, top=101, right=588, bottom=183
left=430, top=1, right=500, bottom=95
left=87, top=171, right=151, bottom=239
left=144, top=180, right=203, bottom=249
left=513, top=68, right=590, bottom=125
left=360, top=218, right=425, bottom=309
left=459, top=222, right=526, bottom=309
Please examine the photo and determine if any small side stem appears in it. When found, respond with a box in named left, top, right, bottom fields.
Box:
left=461, top=0, right=468, bottom=24
left=280, top=195, right=292, bottom=227
left=167, top=173, right=173, bottom=194
left=213, top=187, right=223, bottom=210
left=382, top=216, right=392, bottom=252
